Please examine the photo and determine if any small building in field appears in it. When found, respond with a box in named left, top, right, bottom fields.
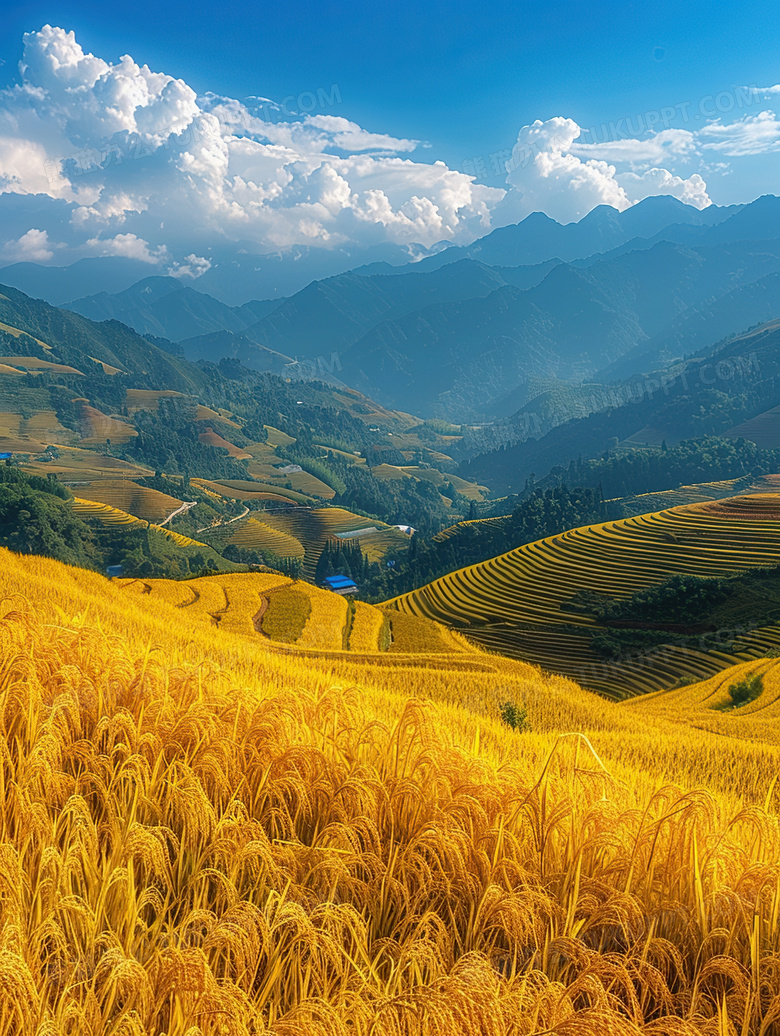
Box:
left=321, top=574, right=359, bottom=596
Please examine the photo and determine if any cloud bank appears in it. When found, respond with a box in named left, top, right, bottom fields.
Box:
left=0, top=25, right=763, bottom=274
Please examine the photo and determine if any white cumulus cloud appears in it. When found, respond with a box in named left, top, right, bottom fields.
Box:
left=2, top=228, right=55, bottom=261
left=84, top=233, right=167, bottom=263
left=496, top=117, right=711, bottom=224
left=0, top=25, right=758, bottom=273
left=169, top=253, right=212, bottom=279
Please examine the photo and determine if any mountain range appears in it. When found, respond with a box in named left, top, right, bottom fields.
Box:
left=5, top=193, right=780, bottom=428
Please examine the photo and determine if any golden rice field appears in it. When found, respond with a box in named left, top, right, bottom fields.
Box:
left=113, top=571, right=470, bottom=660
left=263, top=424, right=296, bottom=447
left=230, top=516, right=306, bottom=559
left=72, top=496, right=141, bottom=526
left=228, top=506, right=409, bottom=578
left=24, top=444, right=152, bottom=479
left=87, top=355, right=123, bottom=375
left=72, top=497, right=208, bottom=550
left=7, top=546, right=780, bottom=1032
left=391, top=494, right=780, bottom=698
left=125, top=388, right=186, bottom=412
left=726, top=405, right=780, bottom=449
left=195, top=404, right=242, bottom=426
left=434, top=514, right=509, bottom=543
left=78, top=404, right=137, bottom=446
left=71, top=479, right=184, bottom=523
left=399, top=466, right=489, bottom=501
left=190, top=478, right=310, bottom=505
left=0, top=355, right=84, bottom=375
left=0, top=410, right=72, bottom=450
left=198, top=426, right=253, bottom=460
left=0, top=319, right=51, bottom=349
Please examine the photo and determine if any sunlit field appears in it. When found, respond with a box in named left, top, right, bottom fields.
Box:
left=3, top=547, right=780, bottom=1033
left=392, top=495, right=780, bottom=697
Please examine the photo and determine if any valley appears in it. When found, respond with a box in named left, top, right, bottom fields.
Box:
left=4, top=174, right=780, bottom=1034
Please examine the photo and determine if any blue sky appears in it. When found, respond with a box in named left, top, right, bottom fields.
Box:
left=0, top=1, right=778, bottom=270
left=3, top=0, right=779, bottom=196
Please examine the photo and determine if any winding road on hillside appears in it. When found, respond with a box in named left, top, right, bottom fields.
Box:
left=159, top=500, right=198, bottom=527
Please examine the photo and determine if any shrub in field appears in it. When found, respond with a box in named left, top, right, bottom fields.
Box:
left=727, top=672, right=764, bottom=707
left=499, top=699, right=530, bottom=731
left=261, top=587, right=311, bottom=642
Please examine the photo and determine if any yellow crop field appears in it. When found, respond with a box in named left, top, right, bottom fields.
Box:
left=384, top=606, right=473, bottom=654
left=7, top=545, right=780, bottom=1033
left=73, top=479, right=183, bottom=522
left=294, top=581, right=349, bottom=649
left=198, top=425, right=253, bottom=459
left=0, top=409, right=72, bottom=447
left=284, top=468, right=337, bottom=498
left=349, top=525, right=411, bottom=563
left=391, top=494, right=780, bottom=697
left=125, top=388, right=186, bottom=412
left=87, top=355, right=124, bottom=374
left=317, top=443, right=367, bottom=465
left=434, top=514, right=509, bottom=543
left=229, top=516, right=306, bottom=559
left=0, top=319, right=51, bottom=348
left=349, top=599, right=387, bottom=651
left=217, top=505, right=405, bottom=577
left=78, top=404, right=137, bottom=445
left=241, top=506, right=407, bottom=578
left=399, top=465, right=488, bottom=501
left=263, top=423, right=296, bottom=446
left=72, top=497, right=212, bottom=551
left=370, top=461, right=414, bottom=479
left=195, top=403, right=241, bottom=426
left=0, top=354, right=84, bottom=375
left=0, top=410, right=21, bottom=435
left=192, top=477, right=311, bottom=504
left=72, top=496, right=142, bottom=525
left=23, top=444, right=152, bottom=478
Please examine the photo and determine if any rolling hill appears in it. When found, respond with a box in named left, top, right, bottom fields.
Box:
left=389, top=493, right=780, bottom=697
left=64, top=275, right=282, bottom=342
left=461, top=314, right=780, bottom=494
left=37, top=196, right=780, bottom=421
left=5, top=535, right=780, bottom=1033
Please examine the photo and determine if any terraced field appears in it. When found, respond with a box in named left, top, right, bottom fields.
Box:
left=72, top=497, right=212, bottom=551
left=25, top=445, right=151, bottom=478
left=229, top=516, right=306, bottom=559
left=115, top=572, right=480, bottom=663
left=194, top=404, right=241, bottom=426
left=190, top=477, right=311, bottom=505
left=78, top=404, right=137, bottom=445
left=726, top=404, right=780, bottom=449
left=626, top=656, right=780, bottom=740
left=125, top=389, right=187, bottom=412
left=197, top=426, right=253, bottom=460
left=0, top=320, right=51, bottom=349
left=390, top=494, right=780, bottom=698
left=227, top=506, right=410, bottom=577
left=0, top=355, right=83, bottom=375
left=72, top=498, right=140, bottom=527
left=70, top=480, right=183, bottom=523
left=434, top=514, right=508, bottom=543
left=0, top=409, right=71, bottom=450
left=399, top=466, right=488, bottom=501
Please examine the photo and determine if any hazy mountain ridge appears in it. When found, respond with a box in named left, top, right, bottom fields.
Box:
left=460, top=316, right=780, bottom=493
